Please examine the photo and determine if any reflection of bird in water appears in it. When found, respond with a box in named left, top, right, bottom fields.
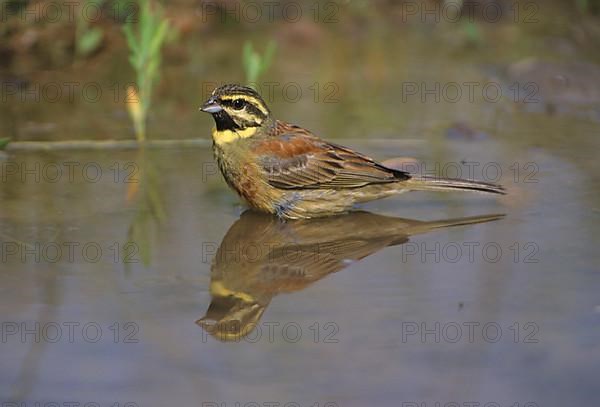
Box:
left=197, top=210, right=504, bottom=341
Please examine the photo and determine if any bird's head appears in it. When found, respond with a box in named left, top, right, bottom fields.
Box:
left=200, top=84, right=271, bottom=132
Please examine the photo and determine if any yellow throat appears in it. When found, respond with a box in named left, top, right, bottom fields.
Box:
left=212, top=126, right=258, bottom=146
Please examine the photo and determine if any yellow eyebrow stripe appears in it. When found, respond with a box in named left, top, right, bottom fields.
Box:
left=210, top=281, right=255, bottom=303
left=220, top=95, right=269, bottom=116
left=212, top=126, right=258, bottom=146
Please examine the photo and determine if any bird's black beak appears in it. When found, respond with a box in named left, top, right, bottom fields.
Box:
left=200, top=98, right=223, bottom=114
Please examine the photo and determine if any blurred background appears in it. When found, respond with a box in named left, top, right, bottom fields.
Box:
left=1, top=1, right=600, bottom=407
left=1, top=0, right=600, bottom=144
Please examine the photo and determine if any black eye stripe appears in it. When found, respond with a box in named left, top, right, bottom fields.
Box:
left=245, top=103, right=267, bottom=119
left=220, top=98, right=267, bottom=119
left=220, top=99, right=245, bottom=108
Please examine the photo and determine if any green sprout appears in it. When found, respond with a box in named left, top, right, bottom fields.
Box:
left=242, top=40, right=277, bottom=86
left=577, top=0, right=600, bottom=13
left=122, top=0, right=170, bottom=142
left=577, top=0, right=589, bottom=12
left=75, top=1, right=105, bottom=57
left=462, top=20, right=482, bottom=45
left=0, top=138, right=10, bottom=150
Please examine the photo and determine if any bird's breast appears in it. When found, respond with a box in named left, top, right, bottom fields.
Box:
left=213, top=142, right=279, bottom=212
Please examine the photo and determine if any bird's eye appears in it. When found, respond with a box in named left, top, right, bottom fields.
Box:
left=232, top=99, right=245, bottom=110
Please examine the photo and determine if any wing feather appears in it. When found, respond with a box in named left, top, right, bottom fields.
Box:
left=254, top=122, right=410, bottom=190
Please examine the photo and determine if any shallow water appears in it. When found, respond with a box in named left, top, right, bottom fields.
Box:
left=2, top=3, right=600, bottom=406
left=1, top=139, right=599, bottom=406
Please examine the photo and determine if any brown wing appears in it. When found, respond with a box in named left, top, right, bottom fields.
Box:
left=256, top=235, right=406, bottom=293
left=254, top=121, right=410, bottom=190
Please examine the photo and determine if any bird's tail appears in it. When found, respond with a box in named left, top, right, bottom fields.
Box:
left=406, top=175, right=506, bottom=195
left=385, top=213, right=505, bottom=245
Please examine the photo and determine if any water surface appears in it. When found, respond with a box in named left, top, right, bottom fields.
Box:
left=1, top=4, right=600, bottom=406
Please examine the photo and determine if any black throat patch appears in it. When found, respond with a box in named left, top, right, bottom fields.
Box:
left=212, top=110, right=241, bottom=131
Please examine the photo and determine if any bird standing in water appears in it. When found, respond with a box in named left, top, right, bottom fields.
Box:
left=201, top=84, right=505, bottom=219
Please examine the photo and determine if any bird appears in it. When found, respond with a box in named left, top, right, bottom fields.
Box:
left=197, top=210, right=504, bottom=341
left=200, top=84, right=505, bottom=220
